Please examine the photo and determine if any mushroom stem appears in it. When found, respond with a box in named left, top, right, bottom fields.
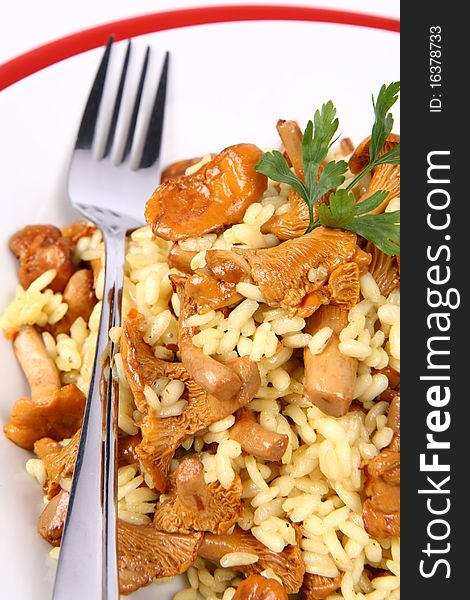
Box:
left=168, top=243, right=197, bottom=274
left=276, top=119, right=304, bottom=179
left=199, top=527, right=305, bottom=594
left=303, top=305, right=357, bottom=417
left=171, top=274, right=260, bottom=404
left=229, top=409, right=288, bottom=462
left=176, top=458, right=209, bottom=511
left=13, top=326, right=61, bottom=403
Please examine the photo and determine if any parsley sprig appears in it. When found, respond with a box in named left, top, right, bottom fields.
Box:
left=318, top=190, right=400, bottom=255
left=256, top=101, right=348, bottom=233
left=255, top=82, right=400, bottom=255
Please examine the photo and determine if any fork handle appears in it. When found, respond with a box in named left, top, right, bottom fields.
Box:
left=53, top=227, right=126, bottom=600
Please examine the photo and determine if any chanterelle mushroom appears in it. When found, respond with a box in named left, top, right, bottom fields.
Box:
left=9, top=224, right=74, bottom=292
left=242, top=228, right=357, bottom=312
left=387, top=394, right=400, bottom=452
left=35, top=488, right=203, bottom=597
left=186, top=228, right=359, bottom=319
left=9, top=225, right=62, bottom=260
left=168, top=243, right=197, bottom=274
left=180, top=250, right=251, bottom=314
left=153, top=458, right=242, bottom=534
left=261, top=189, right=310, bottom=241
left=34, top=429, right=80, bottom=498
left=48, top=268, right=97, bottom=335
left=362, top=450, right=400, bottom=538
left=38, top=489, right=69, bottom=546
left=199, top=527, right=305, bottom=594
left=348, top=134, right=400, bottom=214
left=60, top=220, right=96, bottom=243
left=120, top=315, right=259, bottom=492
left=118, top=520, right=203, bottom=595
left=229, top=409, right=288, bottom=462
left=35, top=429, right=145, bottom=498
left=145, top=144, right=268, bottom=241
left=301, top=573, right=343, bottom=599
left=303, top=305, right=358, bottom=417
left=4, top=327, right=85, bottom=450
left=171, top=275, right=261, bottom=403
left=276, top=119, right=304, bottom=179
left=365, top=241, right=400, bottom=297
left=233, top=574, right=288, bottom=600
left=160, top=155, right=208, bottom=183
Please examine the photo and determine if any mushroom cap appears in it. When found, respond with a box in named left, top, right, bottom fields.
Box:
left=160, top=155, right=208, bottom=183
left=120, top=313, right=188, bottom=413
left=34, top=428, right=80, bottom=498
left=348, top=134, right=400, bottom=215
left=4, top=384, right=85, bottom=450
left=168, top=243, right=197, bottom=274
left=118, top=520, right=203, bottom=595
left=153, top=458, right=243, bottom=534
left=233, top=574, right=288, bottom=600
left=145, top=144, right=267, bottom=241
left=9, top=225, right=62, bottom=260
left=48, top=269, right=97, bottom=335
left=261, top=190, right=310, bottom=241
left=184, top=269, right=243, bottom=315
left=363, top=450, right=400, bottom=538
left=301, top=573, right=343, bottom=599
left=348, top=133, right=400, bottom=175
left=242, top=227, right=357, bottom=311
left=327, top=262, right=360, bottom=308
left=365, top=241, right=400, bottom=297
left=60, top=221, right=96, bottom=243
left=35, top=486, right=203, bottom=597
left=19, top=236, right=74, bottom=292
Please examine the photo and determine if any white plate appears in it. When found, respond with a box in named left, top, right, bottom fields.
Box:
left=0, top=14, right=399, bottom=599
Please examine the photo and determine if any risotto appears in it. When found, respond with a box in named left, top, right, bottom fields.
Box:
left=1, top=84, right=400, bottom=599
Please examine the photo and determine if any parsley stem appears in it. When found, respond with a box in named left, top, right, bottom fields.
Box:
left=345, top=163, right=374, bottom=193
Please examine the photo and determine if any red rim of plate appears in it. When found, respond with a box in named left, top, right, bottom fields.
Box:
left=0, top=5, right=399, bottom=91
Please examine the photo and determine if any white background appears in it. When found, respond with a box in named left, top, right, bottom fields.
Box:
left=1, top=0, right=399, bottom=64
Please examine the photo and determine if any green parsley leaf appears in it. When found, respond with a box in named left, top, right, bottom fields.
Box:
left=352, top=190, right=390, bottom=215
left=317, top=189, right=354, bottom=228
left=345, top=83, right=400, bottom=192
left=315, top=189, right=399, bottom=255
left=255, top=82, right=400, bottom=255
left=255, top=150, right=308, bottom=200
left=256, top=102, right=348, bottom=232
left=374, top=143, right=401, bottom=166
left=346, top=211, right=400, bottom=256
left=302, top=101, right=339, bottom=193
left=369, top=82, right=400, bottom=162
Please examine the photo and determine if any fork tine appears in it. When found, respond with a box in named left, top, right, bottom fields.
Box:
left=120, top=46, right=151, bottom=163
left=139, top=51, right=170, bottom=168
left=102, top=40, right=132, bottom=159
left=75, top=36, right=113, bottom=150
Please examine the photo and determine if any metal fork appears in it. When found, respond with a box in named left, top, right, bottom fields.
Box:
left=53, top=38, right=169, bottom=600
